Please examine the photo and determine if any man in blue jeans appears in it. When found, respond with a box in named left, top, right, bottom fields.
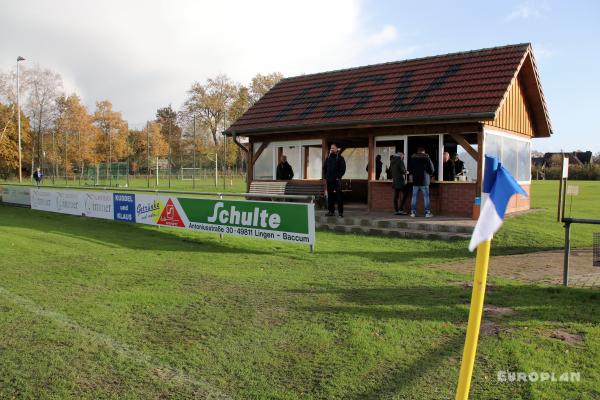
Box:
left=408, top=147, right=435, bottom=218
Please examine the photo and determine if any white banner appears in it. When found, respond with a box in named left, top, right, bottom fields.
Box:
left=1, top=186, right=31, bottom=206
left=30, top=189, right=113, bottom=220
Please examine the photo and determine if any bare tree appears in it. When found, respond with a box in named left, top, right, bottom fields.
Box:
left=182, top=74, right=237, bottom=145
left=24, top=65, right=63, bottom=172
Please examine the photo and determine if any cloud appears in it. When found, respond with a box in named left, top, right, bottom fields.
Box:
left=0, top=0, right=422, bottom=127
left=506, top=2, right=550, bottom=20
left=366, top=25, right=398, bottom=46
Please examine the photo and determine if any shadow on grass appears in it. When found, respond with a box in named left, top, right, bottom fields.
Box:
left=291, top=285, right=600, bottom=325
left=0, top=206, right=272, bottom=255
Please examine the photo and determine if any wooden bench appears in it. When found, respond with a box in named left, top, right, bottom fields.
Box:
left=285, top=182, right=326, bottom=208
left=248, top=181, right=288, bottom=201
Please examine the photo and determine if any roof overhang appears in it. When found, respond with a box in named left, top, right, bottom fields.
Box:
left=225, top=111, right=495, bottom=137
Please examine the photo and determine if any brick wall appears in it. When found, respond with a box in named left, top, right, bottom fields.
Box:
left=506, top=183, right=531, bottom=213
left=369, top=182, right=477, bottom=217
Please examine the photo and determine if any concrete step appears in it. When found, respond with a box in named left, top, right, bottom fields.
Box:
left=315, top=215, right=474, bottom=234
left=316, top=222, right=471, bottom=240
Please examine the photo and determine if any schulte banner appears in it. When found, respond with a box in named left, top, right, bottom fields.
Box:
left=19, top=187, right=315, bottom=246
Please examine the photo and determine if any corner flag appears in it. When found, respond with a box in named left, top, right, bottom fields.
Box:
left=468, top=156, right=527, bottom=252
left=456, top=155, right=527, bottom=400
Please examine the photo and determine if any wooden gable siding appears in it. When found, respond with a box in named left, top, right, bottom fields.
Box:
left=484, top=76, right=535, bottom=137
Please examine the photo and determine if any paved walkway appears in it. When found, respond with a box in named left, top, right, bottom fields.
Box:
left=433, top=249, right=600, bottom=288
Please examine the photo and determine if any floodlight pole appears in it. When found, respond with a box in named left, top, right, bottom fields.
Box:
left=16, top=56, right=25, bottom=182
left=192, top=115, right=196, bottom=190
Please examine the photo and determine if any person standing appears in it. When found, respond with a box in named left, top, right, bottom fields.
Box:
left=375, top=154, right=383, bottom=180
left=323, top=144, right=346, bottom=217
left=276, top=155, right=294, bottom=180
left=454, top=154, right=465, bottom=176
left=408, top=147, right=435, bottom=218
left=33, top=167, right=43, bottom=187
left=390, top=152, right=408, bottom=215
left=443, top=151, right=456, bottom=181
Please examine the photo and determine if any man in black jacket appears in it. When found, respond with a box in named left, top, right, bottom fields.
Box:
left=323, top=144, right=346, bottom=217
left=408, top=147, right=435, bottom=218
left=442, top=151, right=455, bottom=181
left=390, top=152, right=408, bottom=215
left=276, top=155, right=294, bottom=180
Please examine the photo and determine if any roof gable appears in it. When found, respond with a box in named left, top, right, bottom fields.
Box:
left=228, top=43, right=552, bottom=136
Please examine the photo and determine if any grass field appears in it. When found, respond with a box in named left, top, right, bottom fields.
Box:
left=0, top=181, right=599, bottom=399
left=2, top=175, right=248, bottom=194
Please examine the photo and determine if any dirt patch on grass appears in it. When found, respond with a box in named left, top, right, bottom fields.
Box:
left=434, top=249, right=600, bottom=288
left=546, top=329, right=584, bottom=345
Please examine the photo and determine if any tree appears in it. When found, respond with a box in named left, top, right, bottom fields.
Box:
left=228, top=86, right=251, bottom=124
left=54, top=94, right=97, bottom=176
left=249, top=72, right=283, bottom=105
left=127, top=122, right=168, bottom=173
left=0, top=102, right=31, bottom=178
left=24, top=65, right=63, bottom=170
left=156, top=105, right=183, bottom=168
left=93, top=100, right=128, bottom=163
left=182, top=74, right=237, bottom=145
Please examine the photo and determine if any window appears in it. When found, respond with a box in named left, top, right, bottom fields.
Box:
left=306, top=146, right=322, bottom=179
left=484, top=130, right=531, bottom=182
left=341, top=148, right=368, bottom=179
left=253, top=142, right=274, bottom=180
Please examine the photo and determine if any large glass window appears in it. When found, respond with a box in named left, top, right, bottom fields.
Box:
left=306, top=146, right=322, bottom=179
left=341, top=148, right=368, bottom=179
left=485, top=130, right=531, bottom=182
left=253, top=142, right=274, bottom=180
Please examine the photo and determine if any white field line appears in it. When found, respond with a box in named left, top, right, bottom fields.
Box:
left=0, top=286, right=232, bottom=400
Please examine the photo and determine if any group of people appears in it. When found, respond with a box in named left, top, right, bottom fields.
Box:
left=274, top=145, right=465, bottom=218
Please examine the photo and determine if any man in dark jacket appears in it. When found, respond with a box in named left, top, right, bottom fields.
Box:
left=276, top=155, right=294, bottom=180
left=323, top=144, right=346, bottom=217
left=408, top=147, right=435, bottom=218
left=390, top=152, right=408, bottom=215
left=442, top=151, right=455, bottom=181
left=33, top=167, right=43, bottom=187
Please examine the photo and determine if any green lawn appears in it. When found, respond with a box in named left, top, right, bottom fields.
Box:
left=0, top=181, right=599, bottom=399
left=2, top=175, right=248, bottom=193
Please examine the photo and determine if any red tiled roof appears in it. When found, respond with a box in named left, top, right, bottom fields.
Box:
left=228, top=43, right=551, bottom=136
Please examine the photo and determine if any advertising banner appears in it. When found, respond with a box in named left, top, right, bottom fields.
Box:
left=30, top=188, right=113, bottom=220
left=24, top=188, right=315, bottom=247
left=0, top=186, right=31, bottom=206
left=135, top=194, right=314, bottom=245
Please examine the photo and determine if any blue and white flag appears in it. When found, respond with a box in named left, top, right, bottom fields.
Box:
left=468, top=155, right=527, bottom=252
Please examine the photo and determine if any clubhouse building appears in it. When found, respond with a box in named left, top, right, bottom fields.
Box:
left=225, top=43, right=552, bottom=217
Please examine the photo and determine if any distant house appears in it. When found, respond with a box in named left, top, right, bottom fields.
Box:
left=226, top=43, right=552, bottom=216
left=533, top=151, right=593, bottom=168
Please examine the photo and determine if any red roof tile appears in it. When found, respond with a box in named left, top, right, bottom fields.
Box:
left=228, top=43, right=550, bottom=135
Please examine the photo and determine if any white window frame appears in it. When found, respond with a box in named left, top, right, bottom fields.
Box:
left=257, top=139, right=322, bottom=180
left=483, top=127, right=532, bottom=184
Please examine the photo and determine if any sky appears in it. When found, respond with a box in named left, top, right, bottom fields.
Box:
left=1, top=0, right=599, bottom=153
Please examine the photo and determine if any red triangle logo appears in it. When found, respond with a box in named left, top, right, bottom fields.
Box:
left=157, top=198, right=185, bottom=227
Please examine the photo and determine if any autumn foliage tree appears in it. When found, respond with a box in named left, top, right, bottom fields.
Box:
left=53, top=94, right=97, bottom=175
left=0, top=103, right=31, bottom=178
left=93, top=100, right=128, bottom=163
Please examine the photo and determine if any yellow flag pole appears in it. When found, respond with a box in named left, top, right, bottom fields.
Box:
left=455, top=239, right=492, bottom=400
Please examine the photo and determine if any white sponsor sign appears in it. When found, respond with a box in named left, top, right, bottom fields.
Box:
left=30, top=189, right=113, bottom=220
left=134, top=194, right=189, bottom=227
left=1, top=186, right=31, bottom=206
left=82, top=191, right=113, bottom=219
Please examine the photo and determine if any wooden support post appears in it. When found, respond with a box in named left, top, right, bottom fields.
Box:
left=476, top=127, right=485, bottom=198
left=449, top=133, right=479, bottom=161
left=247, top=141, right=254, bottom=192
